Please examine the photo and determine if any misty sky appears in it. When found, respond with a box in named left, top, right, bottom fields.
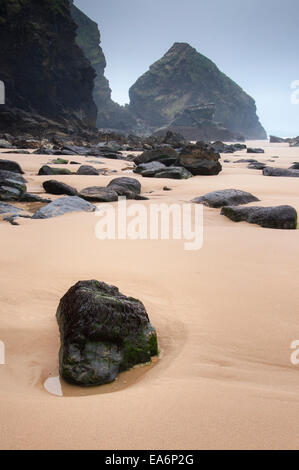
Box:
left=75, top=0, right=299, bottom=137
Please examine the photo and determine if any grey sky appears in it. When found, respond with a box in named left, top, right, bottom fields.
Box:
left=75, top=0, right=299, bottom=137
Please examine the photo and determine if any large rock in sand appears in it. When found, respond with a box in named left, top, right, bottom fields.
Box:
left=38, top=165, right=72, bottom=176
left=79, top=187, right=119, bottom=202
left=177, top=142, right=222, bottom=175
left=263, top=167, right=299, bottom=178
left=107, top=177, right=141, bottom=195
left=43, top=180, right=78, bottom=196
left=221, top=205, right=297, bottom=229
left=56, top=280, right=158, bottom=386
left=0, top=159, right=24, bottom=174
left=192, top=189, right=260, bottom=208
left=32, top=196, right=96, bottom=219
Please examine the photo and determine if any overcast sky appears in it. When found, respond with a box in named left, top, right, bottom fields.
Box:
left=75, top=0, right=299, bottom=137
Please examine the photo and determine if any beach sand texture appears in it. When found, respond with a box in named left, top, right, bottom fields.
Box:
left=0, top=141, right=299, bottom=450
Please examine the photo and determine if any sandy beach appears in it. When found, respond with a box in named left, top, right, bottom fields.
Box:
left=1, top=140, right=299, bottom=450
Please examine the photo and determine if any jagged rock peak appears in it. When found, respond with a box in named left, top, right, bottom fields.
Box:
left=129, top=42, right=267, bottom=140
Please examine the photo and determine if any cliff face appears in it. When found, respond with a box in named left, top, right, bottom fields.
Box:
left=129, top=43, right=267, bottom=140
left=0, top=0, right=97, bottom=136
left=70, top=1, right=136, bottom=131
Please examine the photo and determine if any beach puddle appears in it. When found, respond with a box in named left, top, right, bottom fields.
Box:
left=43, top=356, right=159, bottom=397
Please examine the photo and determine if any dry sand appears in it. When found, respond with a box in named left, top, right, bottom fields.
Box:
left=1, top=141, right=299, bottom=450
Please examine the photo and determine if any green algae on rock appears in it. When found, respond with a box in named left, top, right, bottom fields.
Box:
left=56, top=281, right=159, bottom=386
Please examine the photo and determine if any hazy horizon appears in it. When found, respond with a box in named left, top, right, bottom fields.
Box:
left=75, top=0, right=299, bottom=137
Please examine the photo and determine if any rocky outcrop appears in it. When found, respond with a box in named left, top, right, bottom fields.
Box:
left=129, top=43, right=266, bottom=140
left=177, top=142, right=222, bottom=176
left=70, top=1, right=137, bottom=131
left=56, top=280, right=158, bottom=386
left=0, top=0, right=97, bottom=137
left=221, top=205, right=297, bottom=229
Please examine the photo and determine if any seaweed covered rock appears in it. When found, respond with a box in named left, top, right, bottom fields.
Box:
left=38, top=165, right=72, bottom=176
left=56, top=280, right=158, bottom=386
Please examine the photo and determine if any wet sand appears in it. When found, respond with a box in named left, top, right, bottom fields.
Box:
left=1, top=141, right=299, bottom=449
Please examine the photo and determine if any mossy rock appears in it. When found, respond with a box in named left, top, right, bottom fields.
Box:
left=56, top=280, right=159, bottom=386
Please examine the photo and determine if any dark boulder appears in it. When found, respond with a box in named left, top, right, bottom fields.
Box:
left=76, top=165, right=99, bottom=176
left=38, top=165, right=72, bottom=176
left=263, top=167, right=299, bottom=178
left=247, top=148, right=265, bottom=154
left=154, top=167, right=193, bottom=179
left=221, top=205, right=297, bottom=229
left=134, top=161, right=167, bottom=177
left=56, top=280, right=158, bottom=386
left=107, top=177, right=141, bottom=195
left=134, top=147, right=178, bottom=167
left=32, top=196, right=96, bottom=219
left=0, top=159, right=24, bottom=174
left=43, top=180, right=78, bottom=196
left=79, top=187, right=119, bottom=202
left=176, top=142, right=222, bottom=176
left=0, top=170, right=27, bottom=201
left=192, top=189, right=260, bottom=208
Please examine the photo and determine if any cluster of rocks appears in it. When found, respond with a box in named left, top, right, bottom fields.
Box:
left=133, top=141, right=222, bottom=179
left=270, top=135, right=299, bottom=147
left=192, top=189, right=297, bottom=230
left=0, top=153, right=148, bottom=223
